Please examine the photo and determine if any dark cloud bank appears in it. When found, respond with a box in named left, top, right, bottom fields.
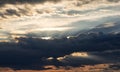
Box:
left=0, top=0, right=61, bottom=5
left=0, top=32, right=120, bottom=70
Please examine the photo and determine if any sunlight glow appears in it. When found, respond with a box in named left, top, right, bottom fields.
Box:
left=71, top=52, right=89, bottom=57
left=41, top=37, right=53, bottom=40
left=47, top=57, right=54, bottom=60
left=30, top=27, right=72, bottom=32
left=57, top=57, right=65, bottom=61
left=0, top=40, right=10, bottom=42
left=0, top=36, right=8, bottom=39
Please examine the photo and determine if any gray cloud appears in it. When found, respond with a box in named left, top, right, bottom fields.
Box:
left=107, top=0, right=120, bottom=2
left=0, top=32, right=120, bottom=69
left=0, top=0, right=61, bottom=5
left=5, top=9, right=20, bottom=16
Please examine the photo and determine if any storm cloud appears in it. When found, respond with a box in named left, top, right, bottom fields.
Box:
left=0, top=32, right=120, bottom=69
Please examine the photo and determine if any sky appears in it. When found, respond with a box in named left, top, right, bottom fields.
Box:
left=0, top=0, right=120, bottom=71
left=0, top=0, right=120, bottom=42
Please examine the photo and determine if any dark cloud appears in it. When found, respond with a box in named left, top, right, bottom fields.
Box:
left=0, top=9, right=20, bottom=19
left=0, top=0, right=120, bottom=6
left=0, top=12, right=6, bottom=18
left=107, top=0, right=120, bottom=2
left=0, top=8, right=33, bottom=18
left=5, top=9, right=21, bottom=16
left=0, top=32, right=120, bottom=69
left=0, top=0, right=61, bottom=5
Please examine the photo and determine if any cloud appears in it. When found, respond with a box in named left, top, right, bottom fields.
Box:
left=0, top=0, right=61, bottom=5
left=0, top=33, right=120, bottom=69
left=5, top=9, right=20, bottom=17
left=0, top=10, right=120, bottom=41
left=0, top=0, right=120, bottom=5
left=0, top=63, right=120, bottom=72
left=0, top=0, right=120, bottom=70
left=57, top=50, right=120, bottom=66
left=88, top=21, right=120, bottom=33
left=107, top=0, right=120, bottom=2
left=0, top=0, right=120, bottom=19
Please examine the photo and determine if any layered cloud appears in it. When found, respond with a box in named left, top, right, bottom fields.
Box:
left=0, top=0, right=120, bottom=42
left=0, top=0, right=120, bottom=19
